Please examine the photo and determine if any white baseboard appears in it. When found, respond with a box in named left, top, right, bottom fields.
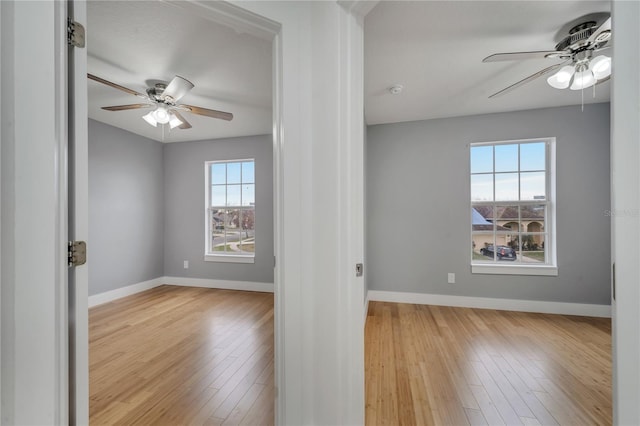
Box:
left=364, top=292, right=370, bottom=324
left=163, top=276, right=274, bottom=293
left=367, top=290, right=611, bottom=318
left=89, top=277, right=165, bottom=308
left=89, top=276, right=274, bottom=307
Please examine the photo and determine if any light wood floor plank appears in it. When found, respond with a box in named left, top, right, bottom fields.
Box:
left=90, top=285, right=274, bottom=426
left=365, top=302, right=611, bottom=426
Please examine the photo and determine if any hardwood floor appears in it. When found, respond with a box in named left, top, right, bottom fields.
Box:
left=365, top=302, right=612, bottom=426
left=90, top=285, right=274, bottom=426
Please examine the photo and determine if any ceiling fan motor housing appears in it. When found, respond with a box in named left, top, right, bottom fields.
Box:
left=146, top=83, right=168, bottom=103
left=555, top=21, right=598, bottom=51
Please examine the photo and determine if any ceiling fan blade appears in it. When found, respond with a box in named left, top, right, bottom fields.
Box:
left=172, top=111, right=192, bottom=129
left=101, top=103, right=153, bottom=111
left=88, top=74, right=148, bottom=99
left=596, top=75, right=611, bottom=85
left=483, top=51, right=570, bottom=62
left=488, top=62, right=569, bottom=98
left=588, top=17, right=611, bottom=44
left=179, top=104, right=233, bottom=121
left=163, top=76, right=194, bottom=103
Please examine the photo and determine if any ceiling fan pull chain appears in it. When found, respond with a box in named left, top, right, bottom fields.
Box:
left=581, top=85, right=585, bottom=112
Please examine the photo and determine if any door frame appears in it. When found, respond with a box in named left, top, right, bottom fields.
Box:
left=13, top=0, right=640, bottom=425
left=1, top=0, right=370, bottom=424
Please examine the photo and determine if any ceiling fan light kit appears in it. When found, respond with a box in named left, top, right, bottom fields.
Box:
left=88, top=73, right=233, bottom=131
left=590, top=55, right=612, bottom=79
left=546, top=53, right=611, bottom=91
left=546, top=65, right=575, bottom=89
left=142, top=111, right=158, bottom=127
left=483, top=14, right=612, bottom=99
left=169, top=114, right=183, bottom=129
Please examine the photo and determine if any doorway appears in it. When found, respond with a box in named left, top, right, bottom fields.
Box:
left=83, top=1, right=276, bottom=423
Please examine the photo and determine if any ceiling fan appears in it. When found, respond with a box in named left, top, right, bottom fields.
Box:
left=88, top=73, right=233, bottom=129
left=483, top=13, right=612, bottom=98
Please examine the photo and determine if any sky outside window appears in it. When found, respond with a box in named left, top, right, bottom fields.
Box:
left=471, top=142, right=546, bottom=202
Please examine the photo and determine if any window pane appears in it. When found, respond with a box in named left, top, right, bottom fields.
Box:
left=472, top=233, right=495, bottom=261
left=471, top=174, right=493, bottom=201
left=493, top=234, right=519, bottom=261
left=471, top=146, right=493, bottom=174
left=520, top=171, right=546, bottom=200
left=503, top=234, right=521, bottom=261
left=242, top=184, right=255, bottom=206
left=521, top=234, right=545, bottom=263
left=222, top=209, right=241, bottom=253
left=495, top=205, right=519, bottom=229
left=521, top=204, right=545, bottom=229
left=227, top=162, right=241, bottom=184
left=471, top=206, right=494, bottom=231
left=520, top=142, right=546, bottom=171
left=495, top=144, right=518, bottom=173
left=211, top=185, right=225, bottom=206
left=242, top=161, right=255, bottom=184
left=226, top=185, right=241, bottom=206
left=239, top=209, right=255, bottom=254
left=225, top=209, right=240, bottom=229
left=211, top=163, right=226, bottom=184
left=495, top=173, right=518, bottom=201
left=210, top=209, right=226, bottom=252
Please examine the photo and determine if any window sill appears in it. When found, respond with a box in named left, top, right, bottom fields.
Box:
left=204, top=254, right=255, bottom=264
left=471, top=263, right=558, bottom=276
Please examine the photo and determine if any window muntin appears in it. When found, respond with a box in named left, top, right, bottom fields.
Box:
left=206, top=160, right=255, bottom=258
left=471, top=140, right=553, bottom=268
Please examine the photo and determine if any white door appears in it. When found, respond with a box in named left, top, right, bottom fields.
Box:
left=68, top=0, right=89, bottom=424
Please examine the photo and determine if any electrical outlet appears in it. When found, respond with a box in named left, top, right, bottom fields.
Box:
left=448, top=273, right=455, bottom=284
left=184, top=260, right=189, bottom=269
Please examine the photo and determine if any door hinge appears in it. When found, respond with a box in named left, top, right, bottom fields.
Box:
left=68, top=241, right=87, bottom=267
left=67, top=17, right=85, bottom=48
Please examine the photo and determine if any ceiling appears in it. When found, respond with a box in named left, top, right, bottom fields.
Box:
left=87, top=1, right=272, bottom=143
left=88, top=1, right=612, bottom=140
left=364, top=1, right=612, bottom=126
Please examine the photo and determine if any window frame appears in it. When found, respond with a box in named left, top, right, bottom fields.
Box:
left=470, top=137, right=557, bottom=276
left=204, top=159, right=256, bottom=264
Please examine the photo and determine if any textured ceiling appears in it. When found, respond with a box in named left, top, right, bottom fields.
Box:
left=87, top=1, right=272, bottom=143
left=364, top=1, right=611, bottom=125
left=88, top=1, right=612, bottom=139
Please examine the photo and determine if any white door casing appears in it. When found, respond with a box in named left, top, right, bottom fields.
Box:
left=1, top=1, right=70, bottom=424
left=185, top=1, right=369, bottom=423
left=611, top=1, right=640, bottom=424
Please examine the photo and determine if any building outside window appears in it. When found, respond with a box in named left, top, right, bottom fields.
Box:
left=470, top=138, right=557, bottom=276
left=205, top=159, right=255, bottom=263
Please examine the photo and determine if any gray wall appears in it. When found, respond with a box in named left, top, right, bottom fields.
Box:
left=88, top=120, right=165, bottom=296
left=164, top=135, right=273, bottom=283
left=366, top=103, right=611, bottom=305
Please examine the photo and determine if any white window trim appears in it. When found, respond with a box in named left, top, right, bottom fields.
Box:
left=204, top=159, right=256, bottom=263
left=470, top=137, right=557, bottom=276
left=204, top=254, right=255, bottom=264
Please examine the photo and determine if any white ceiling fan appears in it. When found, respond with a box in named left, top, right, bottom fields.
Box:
left=483, top=13, right=612, bottom=98
left=88, top=74, right=233, bottom=129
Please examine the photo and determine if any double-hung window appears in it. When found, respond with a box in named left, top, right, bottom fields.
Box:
left=205, top=159, right=255, bottom=263
left=470, top=138, right=557, bottom=276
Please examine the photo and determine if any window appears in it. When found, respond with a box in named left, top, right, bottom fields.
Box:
left=205, top=159, right=255, bottom=263
left=470, top=138, right=557, bottom=276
